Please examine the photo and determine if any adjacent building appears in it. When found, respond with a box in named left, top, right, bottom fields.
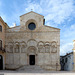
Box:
left=60, top=52, right=73, bottom=71
left=0, top=16, right=9, bottom=70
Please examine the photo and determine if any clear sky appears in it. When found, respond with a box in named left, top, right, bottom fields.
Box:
left=0, top=0, right=75, bottom=56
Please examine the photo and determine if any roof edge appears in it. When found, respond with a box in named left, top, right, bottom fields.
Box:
left=20, top=11, right=44, bottom=17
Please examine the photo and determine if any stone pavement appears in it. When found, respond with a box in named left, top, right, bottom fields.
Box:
left=0, top=70, right=75, bottom=75
left=0, top=66, right=75, bottom=74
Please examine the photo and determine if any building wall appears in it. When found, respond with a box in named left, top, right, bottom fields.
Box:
left=0, top=19, right=5, bottom=48
left=0, top=17, right=6, bottom=69
left=5, top=11, right=60, bottom=71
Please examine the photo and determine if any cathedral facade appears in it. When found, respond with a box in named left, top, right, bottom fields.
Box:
left=0, top=11, right=60, bottom=71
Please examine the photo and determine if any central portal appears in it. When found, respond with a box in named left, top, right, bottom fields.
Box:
left=29, top=55, right=35, bottom=65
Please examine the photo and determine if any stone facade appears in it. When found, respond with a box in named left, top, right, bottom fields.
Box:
left=4, top=11, right=60, bottom=71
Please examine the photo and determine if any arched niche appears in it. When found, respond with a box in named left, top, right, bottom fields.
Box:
left=51, top=41, right=57, bottom=47
left=27, top=46, right=37, bottom=55
left=14, top=42, right=20, bottom=53
left=51, top=41, right=57, bottom=53
left=20, top=41, right=27, bottom=53
left=45, top=42, right=50, bottom=53
left=38, top=41, right=45, bottom=53
left=27, top=39, right=37, bottom=47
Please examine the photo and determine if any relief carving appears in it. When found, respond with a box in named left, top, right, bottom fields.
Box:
left=27, top=39, right=37, bottom=46
left=14, top=42, right=20, bottom=53
left=45, top=42, right=50, bottom=53
left=38, top=41, right=45, bottom=53
left=51, top=41, right=57, bottom=53
left=27, top=46, right=37, bottom=55
left=21, top=41, right=27, bottom=53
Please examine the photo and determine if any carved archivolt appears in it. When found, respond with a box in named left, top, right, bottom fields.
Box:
left=27, top=39, right=37, bottom=46
left=14, top=42, right=20, bottom=53
left=6, top=41, right=27, bottom=53
left=45, top=42, right=50, bottom=53
left=51, top=41, right=57, bottom=53
left=51, top=41, right=57, bottom=47
left=38, top=41, right=57, bottom=53
left=20, top=41, right=27, bottom=53
left=38, top=41, right=45, bottom=53
left=27, top=46, right=37, bottom=55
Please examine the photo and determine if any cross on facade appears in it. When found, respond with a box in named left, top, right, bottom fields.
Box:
left=31, top=9, right=33, bottom=11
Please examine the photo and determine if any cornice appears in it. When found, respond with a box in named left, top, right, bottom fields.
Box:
left=5, top=30, right=60, bottom=33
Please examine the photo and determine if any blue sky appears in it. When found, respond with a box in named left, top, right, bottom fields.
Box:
left=0, top=0, right=75, bottom=56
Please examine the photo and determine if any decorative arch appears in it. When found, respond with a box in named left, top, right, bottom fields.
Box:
left=51, top=41, right=57, bottom=53
left=45, top=42, right=50, bottom=53
left=27, top=46, right=37, bottom=55
left=27, top=39, right=37, bottom=46
left=20, top=41, right=27, bottom=53
left=51, top=41, right=57, bottom=47
left=14, top=42, right=20, bottom=53
left=37, top=41, right=44, bottom=46
left=38, top=41, right=45, bottom=53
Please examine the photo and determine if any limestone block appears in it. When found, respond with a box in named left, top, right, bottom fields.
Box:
left=20, top=53, right=27, bottom=65
left=51, top=53, right=57, bottom=65
left=44, top=53, right=50, bottom=65
left=37, top=53, right=45, bottom=65
left=14, top=53, right=20, bottom=65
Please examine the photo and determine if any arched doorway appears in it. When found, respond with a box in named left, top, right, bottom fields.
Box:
left=0, top=55, right=3, bottom=70
left=27, top=46, right=37, bottom=65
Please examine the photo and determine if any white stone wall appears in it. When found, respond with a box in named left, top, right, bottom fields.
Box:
left=5, top=11, right=60, bottom=70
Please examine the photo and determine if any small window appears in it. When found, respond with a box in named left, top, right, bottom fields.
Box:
left=0, top=25, right=2, bottom=32
left=0, top=40, right=2, bottom=49
left=65, top=58, right=67, bottom=63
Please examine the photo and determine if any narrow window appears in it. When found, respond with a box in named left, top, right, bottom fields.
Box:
left=0, top=25, right=2, bottom=32
left=0, top=40, right=2, bottom=49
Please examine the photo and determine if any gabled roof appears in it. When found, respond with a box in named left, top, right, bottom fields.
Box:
left=44, top=25, right=60, bottom=30
left=20, top=11, right=44, bottom=17
left=0, top=16, right=9, bottom=28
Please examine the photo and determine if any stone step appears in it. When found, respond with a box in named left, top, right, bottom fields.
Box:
left=17, top=65, right=44, bottom=71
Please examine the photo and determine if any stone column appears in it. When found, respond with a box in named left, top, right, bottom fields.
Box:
left=73, top=40, right=75, bottom=71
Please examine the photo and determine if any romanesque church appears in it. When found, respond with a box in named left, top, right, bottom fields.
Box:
left=0, top=11, right=60, bottom=71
